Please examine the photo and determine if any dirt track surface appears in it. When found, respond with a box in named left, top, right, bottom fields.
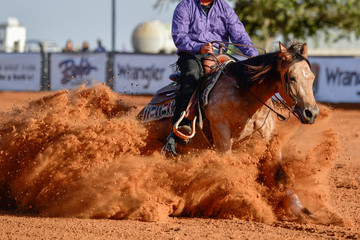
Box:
left=0, top=87, right=359, bottom=240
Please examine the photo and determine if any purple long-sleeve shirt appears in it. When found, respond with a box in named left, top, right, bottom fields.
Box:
left=172, top=0, right=258, bottom=57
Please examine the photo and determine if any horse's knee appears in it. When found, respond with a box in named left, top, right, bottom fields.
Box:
left=270, top=151, right=289, bottom=190
left=260, top=149, right=290, bottom=190
left=274, top=165, right=289, bottom=191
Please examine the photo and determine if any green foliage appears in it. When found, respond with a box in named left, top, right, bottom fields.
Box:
left=234, top=0, right=360, bottom=44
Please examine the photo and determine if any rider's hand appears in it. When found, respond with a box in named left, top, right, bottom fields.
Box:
left=200, top=42, right=214, bottom=54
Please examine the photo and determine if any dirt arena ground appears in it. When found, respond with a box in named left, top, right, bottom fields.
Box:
left=0, top=85, right=359, bottom=239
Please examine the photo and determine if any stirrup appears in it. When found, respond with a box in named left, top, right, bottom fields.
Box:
left=173, top=111, right=197, bottom=140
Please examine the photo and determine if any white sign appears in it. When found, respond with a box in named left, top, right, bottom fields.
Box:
left=50, top=53, right=107, bottom=90
left=0, top=53, right=41, bottom=91
left=113, top=54, right=178, bottom=94
left=310, top=57, right=360, bottom=103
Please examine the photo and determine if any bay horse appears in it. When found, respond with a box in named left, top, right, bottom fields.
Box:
left=139, top=42, right=319, bottom=219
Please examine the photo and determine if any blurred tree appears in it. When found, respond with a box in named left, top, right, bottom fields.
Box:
left=234, top=0, right=360, bottom=50
left=154, top=0, right=360, bottom=51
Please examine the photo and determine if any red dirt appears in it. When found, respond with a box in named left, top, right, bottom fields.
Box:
left=0, top=85, right=359, bottom=239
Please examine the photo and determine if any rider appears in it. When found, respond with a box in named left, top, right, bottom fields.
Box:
left=171, top=0, right=258, bottom=137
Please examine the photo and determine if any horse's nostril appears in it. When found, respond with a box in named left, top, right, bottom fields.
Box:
left=304, top=109, right=313, bottom=119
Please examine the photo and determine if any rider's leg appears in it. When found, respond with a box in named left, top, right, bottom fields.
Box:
left=161, top=53, right=205, bottom=155
left=172, top=52, right=204, bottom=129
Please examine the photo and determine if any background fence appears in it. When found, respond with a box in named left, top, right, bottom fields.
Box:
left=0, top=52, right=359, bottom=103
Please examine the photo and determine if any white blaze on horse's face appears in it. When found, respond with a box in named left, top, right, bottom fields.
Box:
left=287, top=60, right=319, bottom=124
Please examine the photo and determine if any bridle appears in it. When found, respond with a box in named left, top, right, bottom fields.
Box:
left=279, top=54, right=312, bottom=121
left=274, top=71, right=299, bottom=121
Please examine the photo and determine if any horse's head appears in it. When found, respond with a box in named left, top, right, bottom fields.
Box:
left=276, top=42, right=319, bottom=124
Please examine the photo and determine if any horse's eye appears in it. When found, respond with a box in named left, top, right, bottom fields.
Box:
left=290, top=76, right=296, bottom=82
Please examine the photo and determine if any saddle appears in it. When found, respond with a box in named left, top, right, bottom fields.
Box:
left=138, top=54, right=236, bottom=140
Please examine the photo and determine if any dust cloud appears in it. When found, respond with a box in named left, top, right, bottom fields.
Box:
left=0, top=85, right=342, bottom=225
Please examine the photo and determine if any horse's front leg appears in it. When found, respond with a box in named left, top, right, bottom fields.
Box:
left=211, top=122, right=232, bottom=153
left=264, top=146, right=313, bottom=219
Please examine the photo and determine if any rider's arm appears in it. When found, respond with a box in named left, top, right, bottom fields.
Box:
left=225, top=7, right=258, bottom=57
left=172, top=3, right=204, bottom=55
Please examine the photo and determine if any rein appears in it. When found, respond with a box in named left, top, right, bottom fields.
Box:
left=211, top=40, right=266, bottom=57
left=209, top=41, right=294, bottom=120
left=207, top=42, right=307, bottom=122
left=210, top=52, right=299, bottom=122
left=220, top=69, right=288, bottom=121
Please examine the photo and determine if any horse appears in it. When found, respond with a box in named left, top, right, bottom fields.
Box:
left=138, top=42, right=319, bottom=219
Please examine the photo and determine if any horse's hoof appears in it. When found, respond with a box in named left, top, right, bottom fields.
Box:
left=285, top=190, right=317, bottom=220
left=301, top=207, right=312, bottom=215
left=286, top=189, right=310, bottom=218
left=299, top=207, right=315, bottom=219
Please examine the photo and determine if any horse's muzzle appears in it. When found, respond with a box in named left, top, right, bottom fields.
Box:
left=295, top=105, right=319, bottom=124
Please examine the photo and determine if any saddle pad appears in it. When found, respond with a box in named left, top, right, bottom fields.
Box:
left=201, top=69, right=223, bottom=107
left=141, top=100, right=175, bottom=123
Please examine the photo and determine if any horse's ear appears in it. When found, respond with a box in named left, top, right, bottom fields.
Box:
left=278, top=42, right=291, bottom=64
left=279, top=42, right=287, bottom=53
left=300, top=43, right=308, bottom=58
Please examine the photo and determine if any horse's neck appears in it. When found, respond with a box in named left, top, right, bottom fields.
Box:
left=245, top=76, right=278, bottom=114
left=226, top=53, right=280, bottom=114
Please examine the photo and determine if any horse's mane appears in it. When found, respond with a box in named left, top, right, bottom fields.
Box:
left=226, top=42, right=309, bottom=89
